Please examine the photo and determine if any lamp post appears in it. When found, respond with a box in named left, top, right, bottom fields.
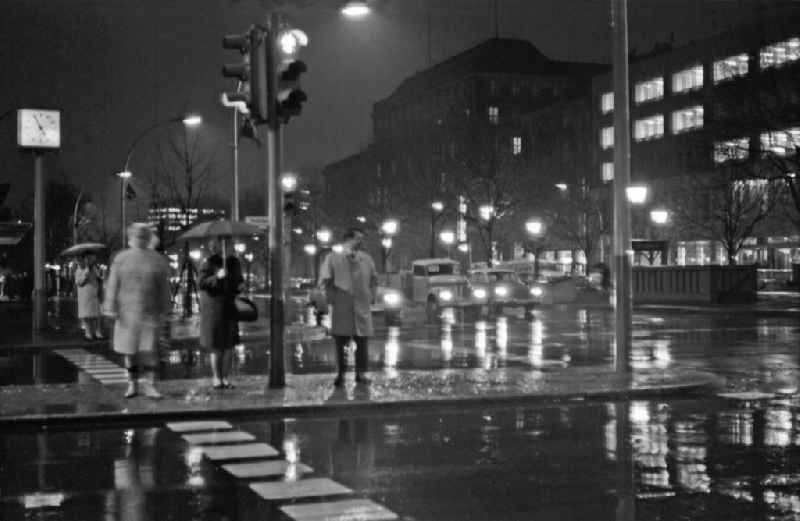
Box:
left=315, top=228, right=331, bottom=284
left=430, top=201, right=444, bottom=257
left=117, top=114, right=202, bottom=245
left=525, top=218, right=544, bottom=280
left=380, top=219, right=399, bottom=274
left=439, top=229, right=455, bottom=258
left=220, top=93, right=248, bottom=221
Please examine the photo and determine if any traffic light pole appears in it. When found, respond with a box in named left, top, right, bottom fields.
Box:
left=267, top=11, right=286, bottom=388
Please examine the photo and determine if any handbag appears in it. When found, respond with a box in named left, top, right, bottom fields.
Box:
left=234, top=296, right=258, bottom=322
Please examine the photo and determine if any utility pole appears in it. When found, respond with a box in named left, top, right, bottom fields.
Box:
left=611, top=0, right=633, bottom=372
left=232, top=108, right=240, bottom=221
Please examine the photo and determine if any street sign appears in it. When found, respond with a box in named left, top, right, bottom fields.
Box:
left=245, top=215, right=269, bottom=230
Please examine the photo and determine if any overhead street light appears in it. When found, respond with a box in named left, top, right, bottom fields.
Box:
left=650, top=209, right=669, bottom=225
left=341, top=1, right=371, bottom=18
left=626, top=185, right=648, bottom=205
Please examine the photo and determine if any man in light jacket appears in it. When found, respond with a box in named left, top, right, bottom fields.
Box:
left=319, top=227, right=377, bottom=387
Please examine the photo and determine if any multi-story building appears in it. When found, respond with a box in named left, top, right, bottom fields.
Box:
left=591, top=11, right=800, bottom=269
left=323, top=38, right=604, bottom=267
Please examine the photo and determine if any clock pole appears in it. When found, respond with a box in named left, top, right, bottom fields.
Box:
left=32, top=152, right=47, bottom=331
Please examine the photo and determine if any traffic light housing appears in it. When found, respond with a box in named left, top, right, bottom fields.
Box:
left=222, top=26, right=268, bottom=122
left=283, top=192, right=298, bottom=214
left=275, top=60, right=308, bottom=124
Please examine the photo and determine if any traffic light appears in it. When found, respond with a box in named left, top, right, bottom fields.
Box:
left=271, top=29, right=308, bottom=125
left=222, top=26, right=268, bottom=122
left=283, top=192, right=298, bottom=214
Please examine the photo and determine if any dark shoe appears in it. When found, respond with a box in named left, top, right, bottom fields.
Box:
left=333, top=374, right=345, bottom=387
left=212, top=382, right=224, bottom=390
left=124, top=381, right=138, bottom=398
left=355, top=374, right=371, bottom=385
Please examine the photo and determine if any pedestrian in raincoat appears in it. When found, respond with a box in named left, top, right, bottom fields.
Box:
left=74, top=252, right=104, bottom=340
left=198, top=239, right=244, bottom=389
left=103, top=223, right=171, bottom=399
left=319, top=227, right=378, bottom=386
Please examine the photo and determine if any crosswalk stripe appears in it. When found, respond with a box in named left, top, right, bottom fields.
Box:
left=280, top=499, right=398, bottom=521
left=167, top=420, right=234, bottom=432
left=182, top=431, right=255, bottom=445
left=200, top=443, right=279, bottom=461
left=222, top=460, right=312, bottom=479
left=249, top=478, right=351, bottom=501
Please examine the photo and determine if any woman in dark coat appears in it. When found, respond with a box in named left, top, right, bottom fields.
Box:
left=198, top=240, right=244, bottom=389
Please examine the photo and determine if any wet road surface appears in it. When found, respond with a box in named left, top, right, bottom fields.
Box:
left=3, top=396, right=800, bottom=520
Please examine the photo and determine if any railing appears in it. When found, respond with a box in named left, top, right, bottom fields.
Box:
left=633, top=265, right=757, bottom=303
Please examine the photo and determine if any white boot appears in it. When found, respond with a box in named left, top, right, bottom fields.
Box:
left=138, top=373, right=163, bottom=400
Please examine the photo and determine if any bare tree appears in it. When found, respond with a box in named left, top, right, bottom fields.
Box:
left=543, top=180, right=609, bottom=268
left=670, top=167, right=780, bottom=265
left=145, top=128, right=222, bottom=248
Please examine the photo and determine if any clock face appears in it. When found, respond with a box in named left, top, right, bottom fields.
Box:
left=17, top=109, right=61, bottom=149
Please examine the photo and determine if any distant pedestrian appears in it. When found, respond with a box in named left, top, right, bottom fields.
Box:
left=198, top=240, right=244, bottom=389
left=319, top=227, right=378, bottom=387
left=103, top=223, right=171, bottom=399
left=74, top=252, right=104, bottom=340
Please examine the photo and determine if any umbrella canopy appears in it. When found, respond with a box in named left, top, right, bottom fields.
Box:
left=177, top=220, right=262, bottom=242
left=60, top=242, right=107, bottom=257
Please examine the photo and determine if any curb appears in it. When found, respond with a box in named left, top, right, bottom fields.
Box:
left=0, top=374, right=720, bottom=430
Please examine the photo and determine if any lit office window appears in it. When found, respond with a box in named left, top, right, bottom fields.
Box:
left=714, top=138, right=749, bottom=163
left=601, top=162, right=614, bottom=183
left=760, top=128, right=800, bottom=156
left=713, top=54, right=749, bottom=83
left=760, top=37, right=800, bottom=69
left=633, top=115, right=664, bottom=141
left=634, top=77, right=664, bottom=103
left=512, top=136, right=522, bottom=155
left=488, top=106, right=499, bottom=124
left=672, top=65, right=704, bottom=93
left=601, top=92, right=614, bottom=113
left=672, top=105, right=704, bottom=134
left=600, top=126, right=614, bottom=149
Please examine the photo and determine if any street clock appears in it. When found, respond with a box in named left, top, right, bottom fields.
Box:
left=17, top=109, right=61, bottom=149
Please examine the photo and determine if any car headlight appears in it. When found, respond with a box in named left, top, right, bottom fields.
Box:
left=494, top=286, right=509, bottom=297
left=382, top=291, right=401, bottom=306
left=472, top=288, right=487, bottom=299
left=530, top=286, right=543, bottom=297
left=439, top=289, right=453, bottom=302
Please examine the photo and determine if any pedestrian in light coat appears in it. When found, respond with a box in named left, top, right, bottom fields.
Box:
left=103, top=223, right=171, bottom=399
left=74, top=252, right=104, bottom=340
left=319, top=227, right=378, bottom=387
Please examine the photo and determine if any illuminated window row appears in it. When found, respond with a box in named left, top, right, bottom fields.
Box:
left=714, top=138, right=749, bottom=164
left=760, top=37, right=800, bottom=69
left=672, top=105, right=704, bottom=134
left=634, top=77, right=664, bottom=103
left=634, top=115, right=664, bottom=141
left=761, top=128, right=800, bottom=156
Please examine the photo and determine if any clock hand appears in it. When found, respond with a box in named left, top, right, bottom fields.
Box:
left=33, top=115, right=46, bottom=134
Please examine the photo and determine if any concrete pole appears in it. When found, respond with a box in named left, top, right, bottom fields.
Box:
left=267, top=11, right=286, bottom=388
left=232, top=108, right=240, bottom=221
left=612, top=0, right=633, bottom=372
left=120, top=178, right=127, bottom=247
left=32, top=153, right=47, bottom=330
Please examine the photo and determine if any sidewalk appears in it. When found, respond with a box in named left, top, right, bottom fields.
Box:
left=0, top=366, right=722, bottom=428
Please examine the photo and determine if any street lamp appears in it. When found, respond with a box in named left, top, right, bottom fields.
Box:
left=234, top=242, right=246, bottom=255
left=341, top=1, right=371, bottom=17
left=118, top=114, right=202, bottom=245
left=525, top=218, right=544, bottom=280
left=430, top=200, right=444, bottom=257
left=243, top=252, right=254, bottom=292
left=626, top=185, right=648, bottom=205
left=439, top=229, right=455, bottom=258
left=478, top=204, right=494, bottom=222
left=316, top=228, right=332, bottom=245
left=650, top=208, right=669, bottom=225
left=380, top=218, right=399, bottom=274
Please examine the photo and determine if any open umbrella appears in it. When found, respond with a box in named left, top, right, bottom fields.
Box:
left=60, top=242, right=107, bottom=257
left=177, top=219, right=262, bottom=259
left=177, top=220, right=261, bottom=242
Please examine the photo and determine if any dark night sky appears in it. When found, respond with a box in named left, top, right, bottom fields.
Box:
left=0, top=0, right=794, bottom=228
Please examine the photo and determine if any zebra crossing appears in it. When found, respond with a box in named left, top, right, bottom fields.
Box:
left=55, top=348, right=129, bottom=385
left=166, top=420, right=398, bottom=521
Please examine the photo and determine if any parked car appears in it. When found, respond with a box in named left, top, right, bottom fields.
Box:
left=405, top=258, right=477, bottom=321
left=467, top=267, right=539, bottom=318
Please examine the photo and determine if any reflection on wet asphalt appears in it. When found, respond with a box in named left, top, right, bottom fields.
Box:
left=3, top=397, right=800, bottom=520
left=3, top=306, right=798, bottom=390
